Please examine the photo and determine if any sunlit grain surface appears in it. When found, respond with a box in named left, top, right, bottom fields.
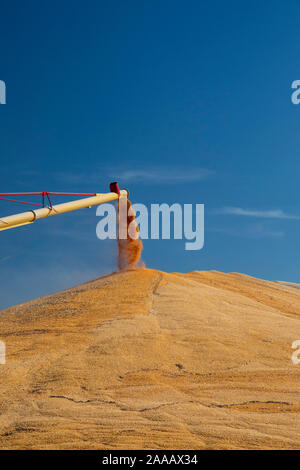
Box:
left=0, top=269, right=300, bottom=449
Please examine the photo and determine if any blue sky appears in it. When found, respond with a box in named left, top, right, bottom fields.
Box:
left=1, top=0, right=300, bottom=309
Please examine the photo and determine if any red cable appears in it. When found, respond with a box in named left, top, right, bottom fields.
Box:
left=0, top=197, right=45, bottom=207
left=0, top=191, right=97, bottom=208
left=0, top=192, right=45, bottom=196
left=47, top=192, right=97, bottom=196
left=0, top=192, right=97, bottom=196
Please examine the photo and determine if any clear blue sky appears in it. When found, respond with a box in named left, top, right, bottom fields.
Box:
left=1, top=0, right=300, bottom=308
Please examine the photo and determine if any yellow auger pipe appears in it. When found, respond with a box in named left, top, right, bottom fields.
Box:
left=0, top=189, right=127, bottom=231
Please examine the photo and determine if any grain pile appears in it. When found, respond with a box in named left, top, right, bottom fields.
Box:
left=0, top=269, right=300, bottom=449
